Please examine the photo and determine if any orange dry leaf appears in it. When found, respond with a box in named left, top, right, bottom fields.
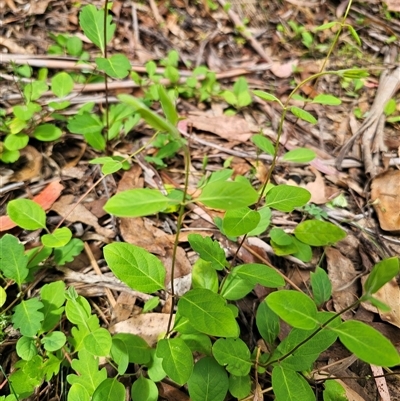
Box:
left=0, top=180, right=64, bottom=232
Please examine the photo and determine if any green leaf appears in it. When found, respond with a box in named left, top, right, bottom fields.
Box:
left=256, top=300, right=280, bottom=345
left=220, top=273, right=254, bottom=300
left=282, top=148, right=316, bottom=163
left=118, top=94, right=181, bottom=139
left=7, top=199, right=46, bottom=230
left=178, top=289, right=239, bottom=337
left=65, top=295, right=92, bottom=328
left=68, top=384, right=90, bottom=401
left=384, top=99, right=397, bottom=116
left=157, top=84, right=179, bottom=126
left=266, top=290, right=318, bottom=330
left=40, top=281, right=65, bottom=332
left=265, top=185, right=311, bottom=212
left=188, top=234, right=228, bottom=271
left=251, top=134, right=275, bottom=156
left=79, top=5, right=115, bottom=53
left=272, top=365, right=315, bottom=401
left=212, top=338, right=252, bottom=376
left=54, top=238, right=84, bottom=265
left=92, top=378, right=125, bottom=401
left=294, top=220, right=346, bottom=246
left=67, top=349, right=107, bottom=396
left=112, top=333, right=151, bottom=364
left=41, top=331, right=66, bottom=352
left=84, top=328, right=112, bottom=357
left=51, top=72, right=74, bottom=97
left=363, top=257, right=399, bottom=296
left=235, top=263, right=285, bottom=287
left=33, top=124, right=62, bottom=141
left=323, top=380, right=347, bottom=401
left=104, top=242, right=166, bottom=293
left=110, top=339, right=129, bottom=375
left=253, top=90, right=282, bottom=105
left=314, top=21, right=337, bottom=31
left=142, top=296, right=160, bottom=313
left=16, top=336, right=37, bottom=361
left=312, top=94, right=341, bottom=106
left=347, top=25, right=362, bottom=46
left=180, top=333, right=212, bottom=355
left=339, top=69, right=369, bottom=79
left=41, top=227, right=72, bottom=248
left=198, top=181, right=259, bottom=210
left=363, top=294, right=391, bottom=312
left=4, top=133, right=29, bottom=151
left=292, top=237, right=312, bottom=262
left=270, top=228, right=292, bottom=245
left=0, top=234, right=29, bottom=286
left=131, top=376, right=158, bottom=401
left=13, top=103, right=41, bottom=120
left=290, top=106, right=317, bottom=124
left=0, top=287, right=6, bottom=308
left=310, top=267, right=332, bottom=306
left=95, top=54, right=131, bottom=79
left=24, top=80, right=48, bottom=102
left=192, top=259, right=219, bottom=292
left=187, top=357, right=229, bottom=401
left=333, top=320, right=400, bottom=366
left=156, top=338, right=193, bottom=385
left=222, top=207, right=260, bottom=236
left=247, top=206, right=271, bottom=236
left=229, top=374, right=251, bottom=399
left=0, top=149, right=20, bottom=163
left=104, top=188, right=177, bottom=217
left=147, top=349, right=167, bottom=382
left=12, top=299, right=44, bottom=337
left=67, top=113, right=105, bottom=151
left=67, top=36, right=83, bottom=56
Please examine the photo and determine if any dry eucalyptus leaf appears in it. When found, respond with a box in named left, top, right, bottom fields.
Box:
left=383, top=0, right=400, bottom=12
left=371, top=170, right=400, bottom=232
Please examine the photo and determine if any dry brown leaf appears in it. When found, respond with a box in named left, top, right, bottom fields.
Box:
left=384, top=0, right=400, bottom=11
left=158, top=382, right=190, bottom=401
left=371, top=170, right=400, bottom=232
left=326, top=247, right=358, bottom=319
left=110, top=313, right=174, bottom=346
left=117, top=164, right=143, bottom=192
left=186, top=114, right=257, bottom=142
left=362, top=278, right=400, bottom=329
left=305, top=167, right=328, bottom=204
left=51, top=195, right=114, bottom=238
left=270, top=59, right=298, bottom=78
left=111, top=292, right=136, bottom=324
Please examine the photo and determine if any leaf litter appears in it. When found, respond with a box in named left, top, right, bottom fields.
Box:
left=1, top=0, right=400, bottom=399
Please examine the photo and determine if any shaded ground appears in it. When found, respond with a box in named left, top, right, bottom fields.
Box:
left=1, top=0, right=400, bottom=400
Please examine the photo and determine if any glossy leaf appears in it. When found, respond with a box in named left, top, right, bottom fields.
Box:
left=7, top=199, right=46, bottom=230
left=323, top=380, right=347, bottom=401
left=198, top=181, right=259, bottom=210
left=178, top=288, right=239, bottom=337
left=212, top=338, right=252, bottom=376
left=222, top=207, right=260, bottom=236
left=41, top=227, right=72, bottom=248
left=272, top=365, right=315, bottom=401
left=294, top=220, right=346, bottom=246
left=104, top=188, right=177, bottom=217
left=104, top=242, right=165, bottom=293
left=156, top=338, right=193, bottom=385
left=266, top=290, right=318, bottom=330
left=68, top=384, right=90, bottom=401
left=33, top=124, right=62, bottom=141
left=187, top=357, right=229, bottom=401
left=334, top=320, right=400, bottom=366
left=265, top=185, right=311, bottom=212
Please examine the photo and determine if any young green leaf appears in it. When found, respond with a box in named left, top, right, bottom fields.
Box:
left=156, top=338, right=193, bottom=385
left=235, top=263, right=285, bottom=288
left=347, top=25, right=362, bottom=46
left=188, top=234, right=228, bottom=271
left=265, top=185, right=311, bottom=212
left=142, top=296, right=160, bottom=313
left=12, top=299, right=44, bottom=337
left=4, top=133, right=29, bottom=151
left=157, top=84, right=179, bottom=126
left=131, top=376, right=158, bottom=401
left=187, top=357, right=229, bottom=401
left=83, top=328, right=112, bottom=357
left=95, top=54, right=131, bottom=79
left=323, top=380, right=347, bottom=401
left=41, top=331, right=66, bottom=352
left=310, top=267, right=332, bottom=306
left=251, top=133, right=275, bottom=155
left=104, top=242, right=166, bottom=293
left=40, top=281, right=65, bottom=332
left=222, top=207, right=260, bottom=236
left=290, top=106, right=317, bottom=124
left=178, top=289, right=239, bottom=337
left=253, top=90, right=282, bottom=106
left=212, top=338, right=252, bottom=376
left=16, top=336, right=38, bottom=361
left=41, top=227, right=72, bottom=248
left=266, top=290, right=318, bottom=330
left=197, top=181, right=259, bottom=210
left=312, top=94, right=341, bottom=106
left=0, top=234, right=29, bottom=286
left=256, top=300, right=280, bottom=345
left=272, top=365, right=315, bottom=401
left=192, top=259, right=219, bottom=292
left=68, top=384, right=91, bottom=401
left=333, top=320, right=400, bottom=366
left=65, top=294, right=92, bottom=328
left=79, top=5, right=115, bottom=54
left=7, top=199, right=46, bottom=230
left=104, top=188, right=177, bottom=217
left=282, top=148, right=316, bottom=163
left=92, top=378, right=125, bottom=401
left=294, top=220, right=346, bottom=246
left=33, top=124, right=62, bottom=141
left=54, top=238, right=84, bottom=265
left=363, top=257, right=399, bottom=296
left=51, top=72, right=74, bottom=98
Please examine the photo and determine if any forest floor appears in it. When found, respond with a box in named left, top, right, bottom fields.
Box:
left=1, top=0, right=400, bottom=400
